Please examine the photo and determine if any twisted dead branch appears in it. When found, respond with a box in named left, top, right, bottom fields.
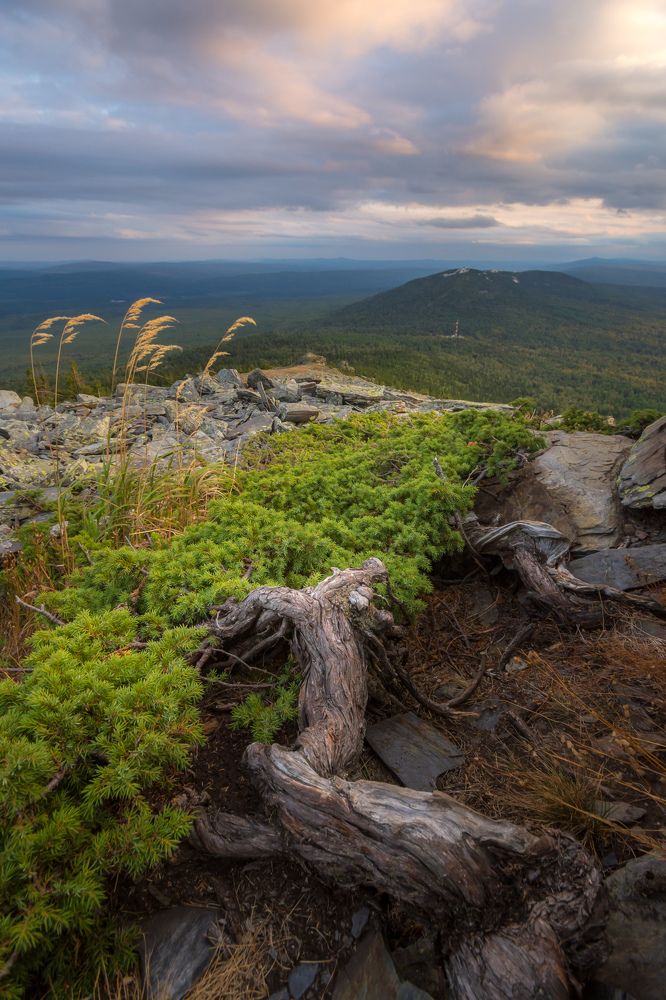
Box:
left=191, top=558, right=607, bottom=998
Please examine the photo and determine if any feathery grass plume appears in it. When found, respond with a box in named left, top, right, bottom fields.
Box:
left=110, top=308, right=185, bottom=526
left=54, top=314, right=104, bottom=407
left=110, top=298, right=162, bottom=393
left=125, top=316, right=179, bottom=377
left=201, top=316, right=256, bottom=379
left=28, top=311, right=103, bottom=415
left=29, top=316, right=70, bottom=405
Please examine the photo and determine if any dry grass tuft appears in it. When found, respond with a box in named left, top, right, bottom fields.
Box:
left=186, top=914, right=296, bottom=1000
left=91, top=914, right=296, bottom=1000
left=94, top=458, right=232, bottom=547
left=508, top=756, right=609, bottom=847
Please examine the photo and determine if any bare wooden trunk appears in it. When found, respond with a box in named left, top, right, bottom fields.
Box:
left=466, top=515, right=666, bottom=622
left=195, top=558, right=607, bottom=998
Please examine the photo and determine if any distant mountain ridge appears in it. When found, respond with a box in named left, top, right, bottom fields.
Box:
left=558, top=258, right=666, bottom=288
left=328, top=266, right=666, bottom=348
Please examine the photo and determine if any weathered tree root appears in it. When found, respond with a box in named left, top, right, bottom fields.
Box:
left=465, top=515, right=666, bottom=624
left=192, top=558, right=607, bottom=999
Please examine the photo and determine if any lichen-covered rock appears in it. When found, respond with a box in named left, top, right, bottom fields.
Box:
left=315, top=376, right=384, bottom=406
left=0, top=364, right=529, bottom=491
left=0, top=418, right=40, bottom=451
left=618, top=415, right=666, bottom=510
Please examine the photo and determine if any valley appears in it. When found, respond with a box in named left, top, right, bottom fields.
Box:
left=1, top=260, right=664, bottom=416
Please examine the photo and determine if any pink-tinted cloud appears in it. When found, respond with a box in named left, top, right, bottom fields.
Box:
left=1, top=0, right=665, bottom=257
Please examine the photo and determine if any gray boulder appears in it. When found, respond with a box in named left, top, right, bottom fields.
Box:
left=224, top=412, right=274, bottom=439
left=166, top=378, right=200, bottom=402
left=115, top=384, right=168, bottom=403
left=618, top=415, right=666, bottom=510
left=486, top=431, right=632, bottom=551
left=0, top=390, right=21, bottom=409
left=272, top=379, right=301, bottom=403
left=177, top=406, right=205, bottom=436
left=0, top=419, right=40, bottom=451
left=215, top=368, right=242, bottom=388
left=281, top=403, right=319, bottom=425
left=194, top=373, right=220, bottom=395
left=246, top=368, right=274, bottom=389
left=570, top=544, right=666, bottom=591
left=0, top=524, right=22, bottom=556
left=595, top=855, right=666, bottom=1000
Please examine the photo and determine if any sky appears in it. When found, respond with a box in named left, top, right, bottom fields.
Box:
left=1, top=0, right=666, bottom=262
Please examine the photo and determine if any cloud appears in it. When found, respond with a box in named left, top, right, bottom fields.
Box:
left=0, top=0, right=665, bottom=257
left=423, top=215, right=501, bottom=228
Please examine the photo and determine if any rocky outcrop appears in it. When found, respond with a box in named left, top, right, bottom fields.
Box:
left=618, top=415, right=666, bottom=510
left=483, top=430, right=633, bottom=551
left=0, top=364, right=513, bottom=496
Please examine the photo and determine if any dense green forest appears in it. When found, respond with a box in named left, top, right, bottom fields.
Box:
left=164, top=268, right=666, bottom=415
left=2, top=264, right=665, bottom=415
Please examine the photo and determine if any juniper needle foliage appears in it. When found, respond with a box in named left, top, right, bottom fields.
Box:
left=0, top=408, right=538, bottom=994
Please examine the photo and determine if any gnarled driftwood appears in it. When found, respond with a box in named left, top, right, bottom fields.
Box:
left=192, top=558, right=606, bottom=999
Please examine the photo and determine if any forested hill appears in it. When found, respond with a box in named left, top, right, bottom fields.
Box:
left=327, top=267, right=666, bottom=346
left=157, top=266, right=666, bottom=415
left=279, top=267, right=665, bottom=415
left=3, top=264, right=665, bottom=416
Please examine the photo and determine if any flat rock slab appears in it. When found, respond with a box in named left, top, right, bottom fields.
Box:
left=366, top=711, right=464, bottom=791
left=570, top=544, right=666, bottom=591
left=139, top=905, right=222, bottom=1000
left=333, top=931, right=434, bottom=1000
left=288, top=962, right=321, bottom=998
left=333, top=930, right=400, bottom=1000
left=281, top=402, right=319, bottom=424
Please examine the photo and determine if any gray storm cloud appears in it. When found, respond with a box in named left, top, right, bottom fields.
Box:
left=1, top=0, right=665, bottom=258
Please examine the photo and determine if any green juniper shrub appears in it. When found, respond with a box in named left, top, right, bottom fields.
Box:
left=615, top=407, right=664, bottom=438
left=0, top=611, right=204, bottom=996
left=230, top=665, right=300, bottom=744
left=556, top=406, right=614, bottom=434
left=0, top=408, right=540, bottom=995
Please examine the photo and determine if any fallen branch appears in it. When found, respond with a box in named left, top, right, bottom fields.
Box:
left=14, top=596, right=65, bottom=627
left=497, top=622, right=537, bottom=673
left=464, top=516, right=666, bottom=625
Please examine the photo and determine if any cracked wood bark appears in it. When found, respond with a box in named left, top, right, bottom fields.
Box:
left=194, top=558, right=606, bottom=999
left=465, top=515, right=666, bottom=623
